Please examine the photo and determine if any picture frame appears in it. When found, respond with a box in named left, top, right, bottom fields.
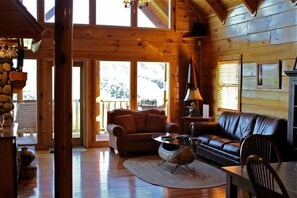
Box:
left=257, top=61, right=281, bottom=89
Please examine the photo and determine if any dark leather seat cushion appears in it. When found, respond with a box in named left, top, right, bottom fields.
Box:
left=208, top=138, right=234, bottom=150
left=222, top=142, right=240, bottom=155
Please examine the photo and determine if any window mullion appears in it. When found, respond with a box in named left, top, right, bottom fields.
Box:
left=130, top=61, right=137, bottom=110
left=131, top=3, right=137, bottom=27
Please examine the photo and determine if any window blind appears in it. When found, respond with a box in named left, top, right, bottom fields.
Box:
left=218, top=62, right=239, bottom=111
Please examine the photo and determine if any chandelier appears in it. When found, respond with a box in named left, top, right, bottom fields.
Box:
left=123, top=0, right=149, bottom=9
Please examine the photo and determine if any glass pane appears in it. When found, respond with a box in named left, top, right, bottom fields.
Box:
left=45, top=0, right=88, bottom=24
left=12, top=59, right=37, bottom=143
left=96, top=0, right=131, bottom=26
left=138, top=0, right=171, bottom=28
left=22, top=60, right=37, bottom=100
left=72, top=67, right=80, bottom=138
left=73, top=0, right=89, bottom=24
left=98, top=61, right=131, bottom=132
left=44, top=0, right=55, bottom=23
left=137, top=62, right=168, bottom=111
left=19, top=0, right=37, bottom=19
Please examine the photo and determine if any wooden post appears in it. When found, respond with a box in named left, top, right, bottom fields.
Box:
left=54, top=0, right=73, bottom=197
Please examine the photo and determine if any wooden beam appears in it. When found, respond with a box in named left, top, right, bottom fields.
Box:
left=205, top=0, right=226, bottom=24
left=241, top=0, right=259, bottom=16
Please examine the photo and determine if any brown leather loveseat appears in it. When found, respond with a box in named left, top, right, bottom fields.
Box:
left=107, top=108, right=178, bottom=156
left=190, top=111, right=287, bottom=166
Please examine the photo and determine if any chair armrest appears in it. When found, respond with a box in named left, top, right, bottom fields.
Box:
left=107, top=124, right=124, bottom=137
left=164, top=122, right=179, bottom=133
left=190, top=121, right=220, bottom=137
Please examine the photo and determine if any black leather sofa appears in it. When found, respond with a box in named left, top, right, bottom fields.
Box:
left=190, top=111, right=287, bottom=166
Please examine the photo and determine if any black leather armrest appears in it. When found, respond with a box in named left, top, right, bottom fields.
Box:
left=190, top=121, right=220, bottom=137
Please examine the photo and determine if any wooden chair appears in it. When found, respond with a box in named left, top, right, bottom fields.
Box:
left=240, top=134, right=282, bottom=167
left=246, top=155, right=289, bottom=198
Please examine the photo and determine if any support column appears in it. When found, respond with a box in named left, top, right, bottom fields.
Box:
left=54, top=0, right=73, bottom=197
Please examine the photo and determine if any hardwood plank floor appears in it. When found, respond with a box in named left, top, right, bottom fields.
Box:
left=18, top=147, right=228, bottom=198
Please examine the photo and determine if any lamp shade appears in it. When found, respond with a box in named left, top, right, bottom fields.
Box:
left=184, top=88, right=203, bottom=101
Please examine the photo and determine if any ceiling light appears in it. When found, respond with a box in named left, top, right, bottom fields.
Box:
left=123, top=0, right=149, bottom=9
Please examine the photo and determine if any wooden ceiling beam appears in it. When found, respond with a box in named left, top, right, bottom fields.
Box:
left=141, top=1, right=168, bottom=28
left=185, top=0, right=203, bottom=22
left=205, top=0, right=226, bottom=24
left=241, top=0, right=259, bottom=16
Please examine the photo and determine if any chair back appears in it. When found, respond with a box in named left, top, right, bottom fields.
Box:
left=240, top=134, right=282, bottom=166
left=246, top=155, right=289, bottom=198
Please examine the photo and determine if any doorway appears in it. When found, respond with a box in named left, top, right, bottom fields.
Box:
left=52, top=61, right=85, bottom=146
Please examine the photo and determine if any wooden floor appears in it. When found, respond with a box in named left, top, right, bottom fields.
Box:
left=18, top=147, right=228, bottom=198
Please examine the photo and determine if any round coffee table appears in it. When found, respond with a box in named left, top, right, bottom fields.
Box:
left=152, top=133, right=196, bottom=173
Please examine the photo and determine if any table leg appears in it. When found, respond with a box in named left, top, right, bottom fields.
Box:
left=226, top=174, right=238, bottom=198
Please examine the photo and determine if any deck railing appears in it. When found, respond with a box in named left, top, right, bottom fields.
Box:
left=17, top=99, right=164, bottom=134
left=99, top=99, right=130, bottom=132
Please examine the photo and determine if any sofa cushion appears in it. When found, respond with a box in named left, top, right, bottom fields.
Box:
left=252, top=115, right=285, bottom=135
left=133, top=113, right=146, bottom=132
left=222, top=142, right=240, bottom=156
left=115, top=114, right=137, bottom=134
left=197, top=135, right=213, bottom=144
left=233, top=113, right=257, bottom=140
left=145, top=114, right=167, bottom=132
left=218, top=112, right=240, bottom=139
left=208, top=138, right=234, bottom=150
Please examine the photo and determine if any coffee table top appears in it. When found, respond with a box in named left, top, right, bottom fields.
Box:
left=152, top=133, right=193, bottom=145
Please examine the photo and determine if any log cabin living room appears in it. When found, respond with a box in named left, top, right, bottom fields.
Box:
left=0, top=0, right=296, bottom=197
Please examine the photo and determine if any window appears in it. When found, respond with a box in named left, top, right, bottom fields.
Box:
left=19, top=0, right=37, bottom=19
left=44, top=0, right=89, bottom=24
left=137, top=62, right=168, bottom=110
left=12, top=59, right=37, bottom=101
left=137, top=0, right=171, bottom=28
left=217, top=61, right=240, bottom=111
left=96, top=0, right=171, bottom=28
left=44, top=0, right=55, bottom=23
left=96, top=0, right=131, bottom=26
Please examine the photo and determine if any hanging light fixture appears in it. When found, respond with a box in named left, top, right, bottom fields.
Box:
left=123, top=0, right=149, bottom=9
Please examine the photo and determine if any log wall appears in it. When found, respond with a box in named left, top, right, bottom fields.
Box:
left=201, top=0, right=297, bottom=119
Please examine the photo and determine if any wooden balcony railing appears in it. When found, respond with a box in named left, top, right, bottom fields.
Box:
left=99, top=99, right=130, bottom=132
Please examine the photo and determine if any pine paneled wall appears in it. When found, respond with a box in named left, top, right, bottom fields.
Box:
left=201, top=0, right=296, bottom=119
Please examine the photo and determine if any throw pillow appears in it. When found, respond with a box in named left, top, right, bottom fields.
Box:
left=115, top=114, right=137, bottom=134
left=133, top=113, right=146, bottom=132
left=145, top=114, right=167, bottom=132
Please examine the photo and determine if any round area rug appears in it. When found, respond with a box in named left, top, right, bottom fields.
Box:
left=123, top=155, right=226, bottom=189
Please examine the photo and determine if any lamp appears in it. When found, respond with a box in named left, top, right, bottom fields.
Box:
left=123, top=0, right=149, bottom=9
left=184, top=88, right=203, bottom=117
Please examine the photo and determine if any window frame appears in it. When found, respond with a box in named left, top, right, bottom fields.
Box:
left=217, top=60, right=241, bottom=112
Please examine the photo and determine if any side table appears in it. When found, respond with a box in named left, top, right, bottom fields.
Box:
left=182, top=116, right=214, bottom=135
left=152, top=133, right=196, bottom=173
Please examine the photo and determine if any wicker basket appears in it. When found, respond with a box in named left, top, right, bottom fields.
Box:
left=158, top=143, right=195, bottom=165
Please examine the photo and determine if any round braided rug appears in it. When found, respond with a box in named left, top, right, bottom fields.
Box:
left=123, top=155, right=226, bottom=189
